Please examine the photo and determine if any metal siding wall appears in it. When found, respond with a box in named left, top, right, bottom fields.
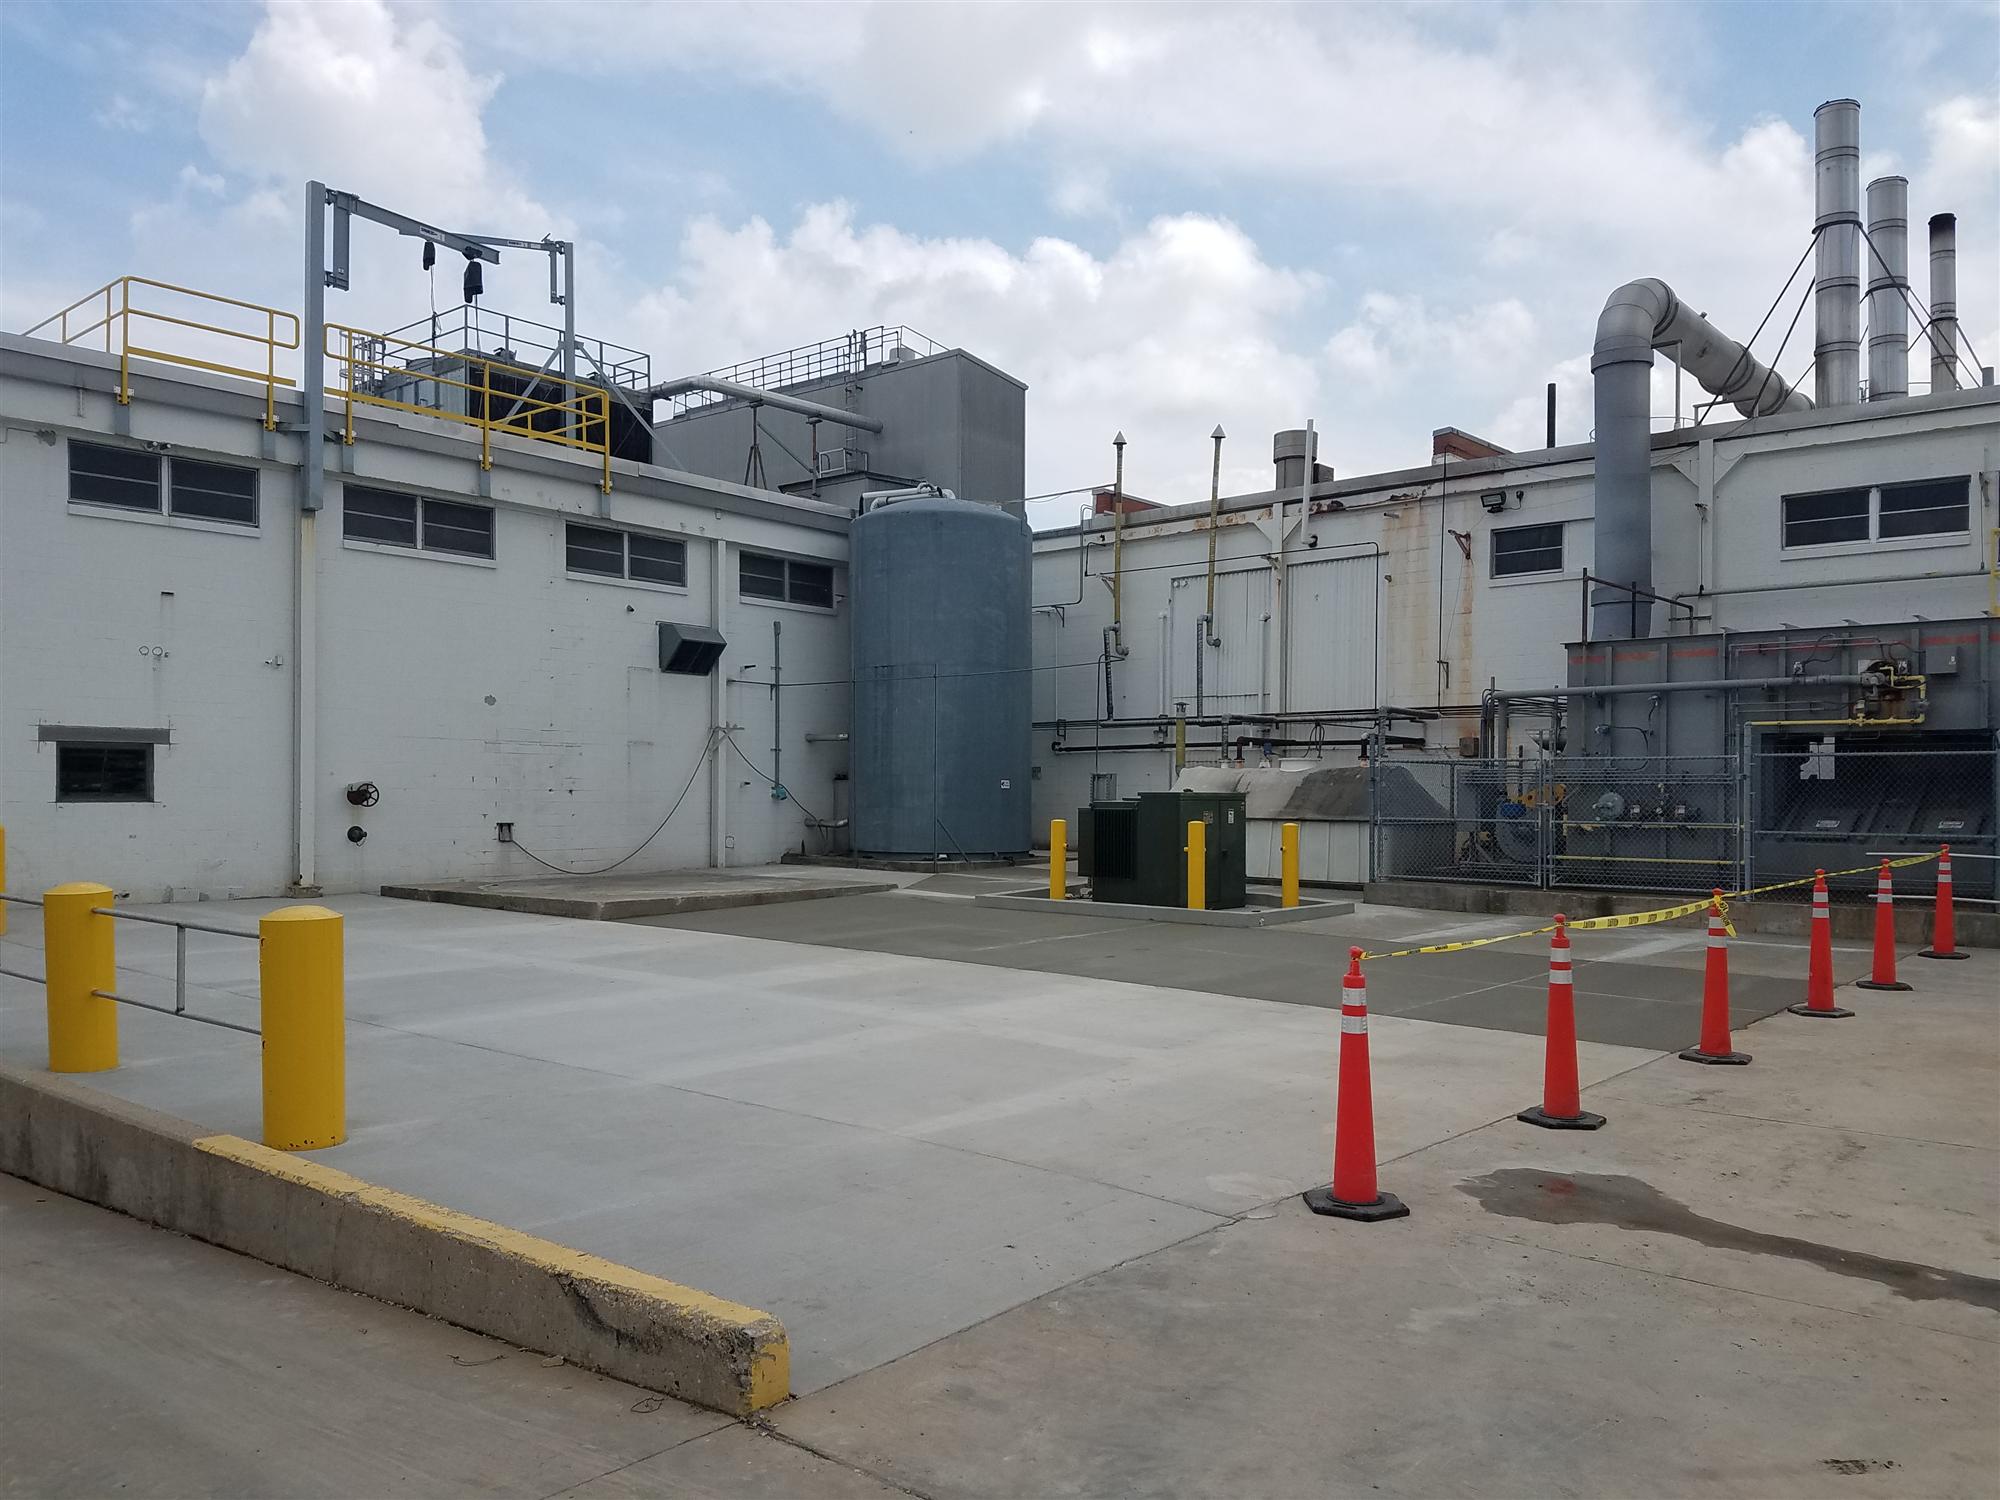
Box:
left=1171, top=569, right=1270, bottom=711
left=1285, top=555, right=1377, bottom=712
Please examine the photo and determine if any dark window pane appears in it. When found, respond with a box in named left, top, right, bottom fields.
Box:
left=1878, top=477, right=1969, bottom=539
left=787, top=561, right=834, bottom=607
left=740, top=552, right=786, bottom=600
left=628, top=533, right=687, bottom=585
left=566, top=523, right=624, bottom=576
left=69, top=441, right=160, bottom=511
left=422, top=500, right=494, bottom=558
left=56, top=743, right=153, bottom=802
left=1782, top=488, right=1869, bottom=548
left=342, top=485, right=418, bottom=547
left=169, top=458, right=257, bottom=526
left=1491, top=522, right=1564, bottom=577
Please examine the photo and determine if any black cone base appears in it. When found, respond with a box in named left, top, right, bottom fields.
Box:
left=1303, top=1185, right=1409, bottom=1222
left=1786, top=1002, right=1854, bottom=1019
left=1855, top=978, right=1912, bottom=991
left=1678, top=1047, right=1751, bottom=1065
left=1517, top=1105, right=1607, bottom=1130
left=1919, top=949, right=1968, bottom=961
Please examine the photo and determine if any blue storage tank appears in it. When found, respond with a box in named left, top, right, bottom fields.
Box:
left=850, top=493, right=1032, bottom=856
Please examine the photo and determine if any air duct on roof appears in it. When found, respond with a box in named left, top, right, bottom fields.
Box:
left=1865, top=175, right=1910, bottom=401
left=1929, top=213, right=1961, bottom=394
left=1590, top=278, right=1811, bottom=641
left=1813, top=99, right=1863, bottom=408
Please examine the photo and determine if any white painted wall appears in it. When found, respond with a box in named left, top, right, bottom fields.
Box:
left=1, top=344, right=854, bottom=900
left=1028, top=395, right=2000, bottom=838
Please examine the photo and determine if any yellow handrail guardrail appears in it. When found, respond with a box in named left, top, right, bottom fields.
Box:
left=21, top=276, right=300, bottom=430
left=325, top=323, right=613, bottom=493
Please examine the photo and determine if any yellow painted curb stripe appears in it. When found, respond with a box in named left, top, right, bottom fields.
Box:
left=1359, top=850, right=1937, bottom=962
left=193, top=1133, right=789, bottom=1410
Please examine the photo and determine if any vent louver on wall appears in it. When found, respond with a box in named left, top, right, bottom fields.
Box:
left=658, top=621, right=726, bottom=675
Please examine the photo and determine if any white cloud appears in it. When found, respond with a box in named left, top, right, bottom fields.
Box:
left=630, top=204, right=1323, bottom=516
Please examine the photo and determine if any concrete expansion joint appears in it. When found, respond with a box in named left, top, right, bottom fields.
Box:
left=742, top=1416, right=939, bottom=1500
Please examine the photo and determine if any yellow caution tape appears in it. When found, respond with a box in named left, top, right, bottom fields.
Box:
left=1359, top=850, right=1938, bottom=962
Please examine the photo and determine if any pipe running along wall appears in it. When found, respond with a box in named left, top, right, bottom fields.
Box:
left=1590, top=278, right=1811, bottom=640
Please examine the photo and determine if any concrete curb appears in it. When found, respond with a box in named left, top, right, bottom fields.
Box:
left=379, top=879, right=895, bottom=921
left=0, top=1065, right=789, bottom=1415
left=975, top=889, right=1354, bottom=927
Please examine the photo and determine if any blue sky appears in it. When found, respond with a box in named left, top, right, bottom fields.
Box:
left=4, top=1, right=1995, bottom=524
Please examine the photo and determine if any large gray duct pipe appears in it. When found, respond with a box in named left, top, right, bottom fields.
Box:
left=1866, top=175, right=1910, bottom=401
left=644, top=374, right=885, bottom=433
left=1929, top=213, right=1961, bottom=393
left=1814, top=99, right=1863, bottom=408
left=1590, top=278, right=1811, bottom=640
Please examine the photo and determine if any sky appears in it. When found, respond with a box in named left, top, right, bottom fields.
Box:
left=2, top=0, right=1995, bottom=528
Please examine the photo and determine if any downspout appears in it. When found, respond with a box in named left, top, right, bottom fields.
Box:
left=1865, top=175, right=1910, bottom=401
left=1104, top=431, right=1129, bottom=717
left=1591, top=277, right=1810, bottom=641
left=708, top=538, right=728, bottom=868
left=1198, top=425, right=1223, bottom=721
left=1929, top=214, right=1960, bottom=393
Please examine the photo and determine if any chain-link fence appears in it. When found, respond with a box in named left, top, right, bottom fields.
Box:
left=1745, top=738, right=1996, bottom=903
left=1372, top=738, right=1996, bottom=902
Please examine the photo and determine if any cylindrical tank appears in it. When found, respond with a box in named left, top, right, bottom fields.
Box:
left=850, top=495, right=1032, bottom=856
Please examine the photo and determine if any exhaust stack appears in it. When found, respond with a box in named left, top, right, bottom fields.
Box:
left=1929, top=213, right=1960, bottom=393
left=1813, top=99, right=1862, bottom=408
left=1865, top=176, right=1910, bottom=401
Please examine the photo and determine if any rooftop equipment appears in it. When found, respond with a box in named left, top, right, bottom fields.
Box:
left=1865, top=175, right=1910, bottom=401
left=849, top=487, right=1032, bottom=857
left=1814, top=99, right=1863, bottom=408
left=1929, top=213, right=1961, bottom=393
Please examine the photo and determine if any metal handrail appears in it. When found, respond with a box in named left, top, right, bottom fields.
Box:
left=326, top=322, right=613, bottom=492
left=84, top=903, right=260, bottom=1034
left=668, top=325, right=943, bottom=414
left=21, top=276, right=302, bottom=430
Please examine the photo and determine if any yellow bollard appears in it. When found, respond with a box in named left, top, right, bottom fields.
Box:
left=1187, top=819, right=1207, bottom=911
left=43, top=883, right=118, bottom=1072
left=260, top=905, right=346, bottom=1151
left=1281, top=821, right=1301, bottom=908
left=1049, top=819, right=1067, bottom=901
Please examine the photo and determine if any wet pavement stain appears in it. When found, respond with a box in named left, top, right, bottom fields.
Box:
left=1459, top=1169, right=2000, bottom=1313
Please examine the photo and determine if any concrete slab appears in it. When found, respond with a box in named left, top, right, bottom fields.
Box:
left=976, top=887, right=1355, bottom=926
left=380, top=866, right=899, bottom=920
left=0, top=1175, right=895, bottom=1499
left=772, top=958, right=2000, bottom=1499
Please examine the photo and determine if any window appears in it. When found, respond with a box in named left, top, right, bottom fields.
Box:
left=1878, top=478, right=1969, bottom=540
left=1783, top=479, right=1970, bottom=550
left=1782, top=488, right=1870, bottom=549
left=169, top=458, right=257, bottom=527
left=56, top=743, right=154, bottom=802
left=740, top=551, right=835, bottom=607
left=342, top=486, right=493, bottom=559
left=565, top=524, right=687, bottom=586
left=70, top=442, right=161, bottom=511
left=1491, top=522, right=1565, bottom=578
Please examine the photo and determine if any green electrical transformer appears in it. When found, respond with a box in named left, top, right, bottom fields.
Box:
left=1077, top=790, right=1247, bottom=908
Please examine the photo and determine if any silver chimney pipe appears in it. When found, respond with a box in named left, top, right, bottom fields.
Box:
left=1813, top=99, right=1863, bottom=408
left=1865, top=175, right=1910, bottom=401
left=1929, top=213, right=1960, bottom=393
left=1591, top=278, right=1810, bottom=640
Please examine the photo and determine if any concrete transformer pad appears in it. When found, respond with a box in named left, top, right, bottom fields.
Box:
left=380, top=867, right=898, bottom=921
left=975, top=887, right=1355, bottom=927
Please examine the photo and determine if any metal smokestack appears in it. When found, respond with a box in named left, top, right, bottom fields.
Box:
left=1813, top=99, right=1862, bottom=408
left=1865, top=176, right=1910, bottom=400
left=1929, top=213, right=1960, bottom=393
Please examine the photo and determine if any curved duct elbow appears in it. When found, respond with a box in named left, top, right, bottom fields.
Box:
left=1591, top=278, right=1809, bottom=640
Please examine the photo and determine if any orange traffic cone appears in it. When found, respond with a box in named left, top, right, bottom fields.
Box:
left=1680, top=891, right=1750, bottom=1065
left=1304, top=947, right=1409, bottom=1222
left=1920, top=846, right=1967, bottom=961
left=1855, top=859, right=1912, bottom=992
left=1788, top=869, right=1852, bottom=1019
left=1519, top=915, right=1606, bottom=1130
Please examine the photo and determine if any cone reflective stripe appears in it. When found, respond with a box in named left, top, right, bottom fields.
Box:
left=1855, top=859, right=1912, bottom=992
left=1304, top=948, right=1409, bottom=1222
left=1680, top=891, right=1750, bottom=1065
left=1920, top=844, right=1967, bottom=960
left=1789, top=869, right=1852, bottom=1018
left=1519, top=915, right=1605, bottom=1130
